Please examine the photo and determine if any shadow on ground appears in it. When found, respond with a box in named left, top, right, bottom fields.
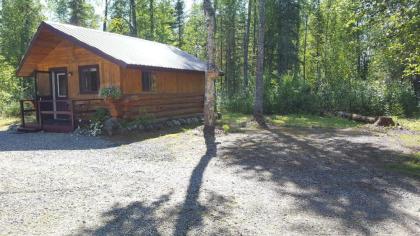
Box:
left=75, top=193, right=173, bottom=236
left=66, top=126, right=418, bottom=235
left=220, top=126, right=419, bottom=234
left=0, top=124, right=201, bottom=151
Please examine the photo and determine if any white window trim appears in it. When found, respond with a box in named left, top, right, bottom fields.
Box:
left=56, top=72, right=67, bottom=98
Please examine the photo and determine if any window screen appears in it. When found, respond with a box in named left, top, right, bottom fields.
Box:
left=79, top=65, right=100, bottom=93
left=142, top=71, right=155, bottom=92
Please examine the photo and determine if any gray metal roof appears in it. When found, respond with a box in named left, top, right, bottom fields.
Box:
left=43, top=21, right=206, bottom=72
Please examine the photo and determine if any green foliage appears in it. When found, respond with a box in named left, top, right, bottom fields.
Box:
left=393, top=115, right=420, bottom=131
left=222, top=124, right=230, bottom=133
left=0, top=58, right=21, bottom=116
left=269, top=114, right=360, bottom=129
left=264, top=74, right=320, bottom=114
left=123, top=111, right=155, bottom=128
left=47, top=0, right=99, bottom=28
left=181, top=3, right=206, bottom=59
left=1, top=102, right=20, bottom=117
left=0, top=117, right=19, bottom=127
left=92, top=107, right=110, bottom=123
left=87, top=120, right=103, bottom=136
left=0, top=0, right=44, bottom=66
left=173, top=0, right=185, bottom=47
left=99, top=86, right=122, bottom=99
left=387, top=152, right=420, bottom=178
left=218, top=112, right=360, bottom=129
left=221, top=74, right=418, bottom=117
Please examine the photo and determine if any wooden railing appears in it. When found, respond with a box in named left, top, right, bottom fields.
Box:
left=38, top=99, right=75, bottom=130
left=19, top=99, right=39, bottom=128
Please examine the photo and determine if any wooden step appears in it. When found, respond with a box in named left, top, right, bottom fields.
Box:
left=17, top=126, right=42, bottom=133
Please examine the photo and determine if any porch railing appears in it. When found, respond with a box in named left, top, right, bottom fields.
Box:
left=19, top=99, right=75, bottom=131
left=19, top=98, right=106, bottom=132
left=19, top=99, right=40, bottom=128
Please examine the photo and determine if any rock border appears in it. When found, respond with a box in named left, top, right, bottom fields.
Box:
left=104, top=115, right=204, bottom=136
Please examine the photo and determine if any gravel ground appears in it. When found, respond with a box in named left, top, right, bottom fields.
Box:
left=0, top=126, right=419, bottom=235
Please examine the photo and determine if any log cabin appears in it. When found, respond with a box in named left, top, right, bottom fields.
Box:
left=16, top=21, right=207, bottom=132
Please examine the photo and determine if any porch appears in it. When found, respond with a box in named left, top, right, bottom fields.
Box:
left=19, top=98, right=105, bottom=133
left=18, top=68, right=106, bottom=133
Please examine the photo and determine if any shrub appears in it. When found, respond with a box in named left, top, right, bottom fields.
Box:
left=99, top=86, right=122, bottom=99
left=1, top=102, right=20, bottom=117
left=92, top=107, right=110, bottom=122
left=219, top=73, right=418, bottom=117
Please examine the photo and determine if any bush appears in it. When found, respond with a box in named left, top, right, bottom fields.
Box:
left=219, top=74, right=418, bottom=117
left=92, top=107, right=110, bottom=122
left=1, top=102, right=20, bottom=117
left=99, top=86, right=122, bottom=99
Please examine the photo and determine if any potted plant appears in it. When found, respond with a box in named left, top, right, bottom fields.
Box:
left=99, top=86, right=123, bottom=118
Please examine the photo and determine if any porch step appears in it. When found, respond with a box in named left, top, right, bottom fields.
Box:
left=17, top=126, right=42, bottom=133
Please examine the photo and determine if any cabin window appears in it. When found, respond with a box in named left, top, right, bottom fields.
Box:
left=142, top=71, right=155, bottom=92
left=79, top=65, right=100, bottom=94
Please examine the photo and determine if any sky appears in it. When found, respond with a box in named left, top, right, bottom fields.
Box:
left=41, top=0, right=197, bottom=22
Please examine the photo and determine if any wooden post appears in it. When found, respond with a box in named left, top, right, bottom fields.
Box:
left=20, top=100, right=25, bottom=128
left=38, top=100, right=43, bottom=129
left=70, top=100, right=75, bottom=131
left=34, top=101, right=39, bottom=124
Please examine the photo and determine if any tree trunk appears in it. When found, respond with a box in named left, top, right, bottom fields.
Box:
left=203, top=0, right=217, bottom=132
left=253, top=0, right=265, bottom=120
left=149, top=0, right=155, bottom=40
left=243, top=0, right=252, bottom=88
left=303, top=11, right=308, bottom=80
left=103, top=0, right=108, bottom=31
left=130, top=0, right=137, bottom=36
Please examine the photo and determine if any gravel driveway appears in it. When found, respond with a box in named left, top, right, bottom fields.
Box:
left=0, top=126, right=419, bottom=235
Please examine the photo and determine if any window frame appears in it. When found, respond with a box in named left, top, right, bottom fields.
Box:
left=56, top=72, right=68, bottom=98
left=78, top=64, right=100, bottom=94
left=141, top=70, right=156, bottom=93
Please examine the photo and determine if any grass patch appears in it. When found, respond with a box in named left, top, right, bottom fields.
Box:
left=217, top=112, right=361, bottom=130
left=398, top=134, right=420, bottom=148
left=387, top=152, right=420, bottom=177
left=0, top=117, right=19, bottom=128
left=393, top=116, right=420, bottom=131
left=269, top=114, right=361, bottom=129
left=218, top=112, right=250, bottom=126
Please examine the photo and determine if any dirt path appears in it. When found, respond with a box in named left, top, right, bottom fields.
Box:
left=0, top=126, right=419, bottom=235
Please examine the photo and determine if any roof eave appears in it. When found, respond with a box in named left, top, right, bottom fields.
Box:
left=16, top=21, right=130, bottom=77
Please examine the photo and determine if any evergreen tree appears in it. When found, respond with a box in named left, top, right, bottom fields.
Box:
left=173, top=0, right=185, bottom=47
left=48, top=0, right=99, bottom=28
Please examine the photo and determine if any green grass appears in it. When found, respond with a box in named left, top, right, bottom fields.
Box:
left=393, top=116, right=420, bottom=131
left=269, top=114, right=361, bottom=129
left=0, top=117, right=19, bottom=128
left=387, top=152, right=420, bottom=177
left=398, top=134, right=420, bottom=148
left=217, top=112, right=361, bottom=130
left=218, top=112, right=251, bottom=126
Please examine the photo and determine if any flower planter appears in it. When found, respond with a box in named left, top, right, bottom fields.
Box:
left=104, top=98, right=122, bottom=118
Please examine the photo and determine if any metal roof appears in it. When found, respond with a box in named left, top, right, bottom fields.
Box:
left=42, top=21, right=206, bottom=72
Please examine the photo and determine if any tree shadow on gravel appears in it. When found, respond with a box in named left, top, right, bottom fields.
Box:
left=173, top=127, right=218, bottom=236
left=74, top=192, right=173, bottom=236
left=220, top=127, right=419, bottom=235
left=0, top=130, right=116, bottom=151
left=0, top=124, right=202, bottom=151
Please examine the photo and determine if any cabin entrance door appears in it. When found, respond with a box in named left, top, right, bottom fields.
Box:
left=51, top=68, right=68, bottom=120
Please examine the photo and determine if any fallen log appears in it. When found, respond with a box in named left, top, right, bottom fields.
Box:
left=335, top=111, right=395, bottom=127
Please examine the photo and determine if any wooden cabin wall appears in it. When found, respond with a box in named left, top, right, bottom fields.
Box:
left=37, top=39, right=120, bottom=100
left=120, top=68, right=205, bottom=94
left=120, top=67, right=205, bottom=119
